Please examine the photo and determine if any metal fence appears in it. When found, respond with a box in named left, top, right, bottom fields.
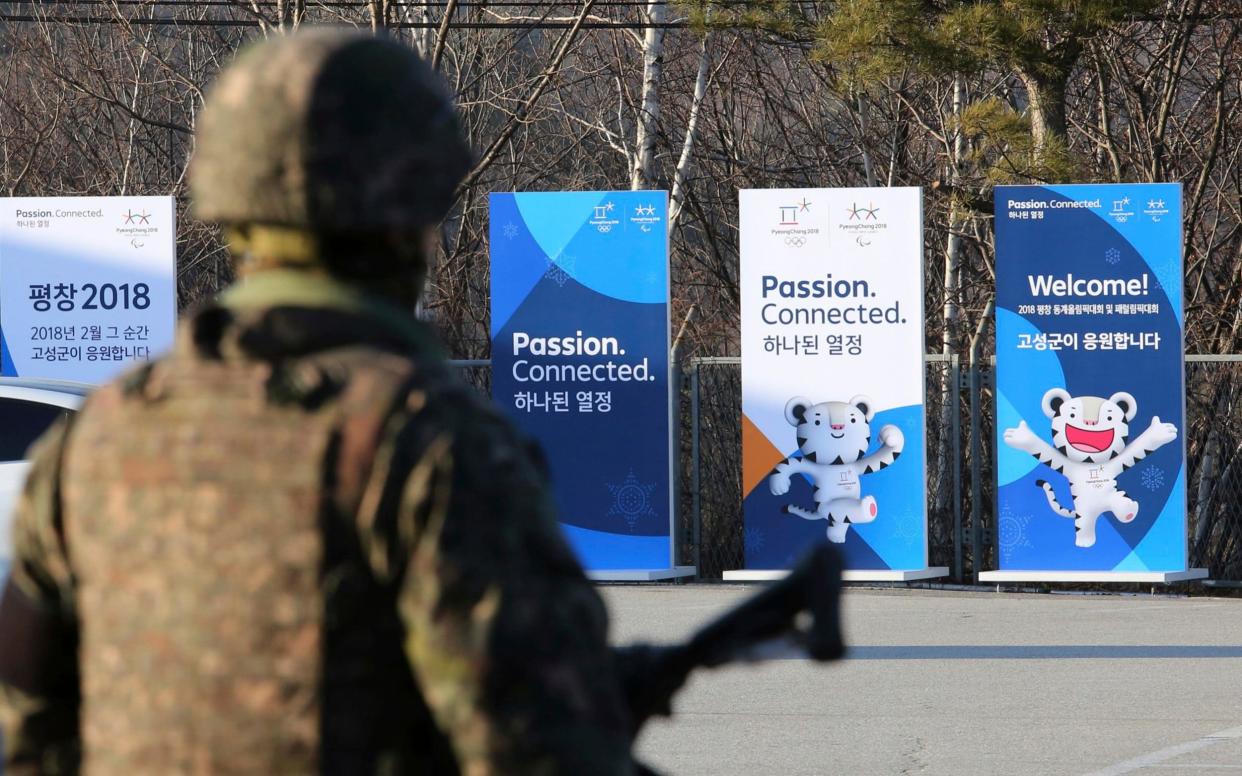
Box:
left=452, top=355, right=1242, bottom=583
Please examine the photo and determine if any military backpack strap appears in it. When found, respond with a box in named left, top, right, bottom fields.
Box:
left=0, top=416, right=80, bottom=698
left=0, top=584, right=59, bottom=695
left=325, top=352, right=421, bottom=517
left=314, top=349, right=462, bottom=589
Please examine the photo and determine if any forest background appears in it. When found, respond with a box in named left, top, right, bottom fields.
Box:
left=2, top=0, right=1240, bottom=578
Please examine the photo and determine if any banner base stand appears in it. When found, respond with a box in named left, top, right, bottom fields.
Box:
left=978, top=569, right=1208, bottom=584
left=588, top=566, right=696, bottom=582
left=723, top=567, right=949, bottom=582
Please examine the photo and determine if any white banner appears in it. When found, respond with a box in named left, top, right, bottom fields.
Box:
left=739, top=187, right=927, bottom=571
left=0, top=196, right=176, bottom=383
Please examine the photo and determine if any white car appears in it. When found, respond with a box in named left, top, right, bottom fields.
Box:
left=0, top=378, right=89, bottom=578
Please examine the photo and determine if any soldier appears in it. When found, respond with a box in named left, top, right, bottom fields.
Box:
left=0, top=29, right=639, bottom=775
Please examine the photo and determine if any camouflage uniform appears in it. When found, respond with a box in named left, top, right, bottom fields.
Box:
left=0, top=30, right=638, bottom=776
left=0, top=270, right=637, bottom=775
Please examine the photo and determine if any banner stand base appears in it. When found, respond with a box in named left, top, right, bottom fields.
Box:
left=589, top=566, right=696, bottom=582
left=723, top=567, right=949, bottom=583
left=978, top=569, right=1208, bottom=584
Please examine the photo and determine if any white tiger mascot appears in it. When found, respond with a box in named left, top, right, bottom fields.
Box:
left=769, top=395, right=904, bottom=543
left=1003, top=387, right=1178, bottom=548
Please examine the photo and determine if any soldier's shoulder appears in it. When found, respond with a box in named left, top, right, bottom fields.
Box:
left=409, top=373, right=521, bottom=445
left=304, top=343, right=513, bottom=444
left=358, top=357, right=537, bottom=469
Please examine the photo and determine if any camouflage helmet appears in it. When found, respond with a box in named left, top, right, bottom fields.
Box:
left=191, top=29, right=471, bottom=232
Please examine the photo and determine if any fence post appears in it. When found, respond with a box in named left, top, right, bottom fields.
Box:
left=669, top=305, right=697, bottom=570
left=690, top=361, right=702, bottom=577
left=952, top=354, right=963, bottom=582
left=670, top=354, right=684, bottom=567
left=968, top=357, right=984, bottom=583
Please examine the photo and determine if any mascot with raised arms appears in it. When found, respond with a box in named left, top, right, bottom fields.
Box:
left=1003, top=387, right=1178, bottom=547
left=769, top=395, right=904, bottom=543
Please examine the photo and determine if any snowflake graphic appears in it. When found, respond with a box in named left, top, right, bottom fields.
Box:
left=1141, top=465, right=1165, bottom=491
left=743, top=526, right=766, bottom=553
left=502, top=222, right=520, bottom=240
left=606, top=470, right=657, bottom=531
left=890, top=514, right=921, bottom=548
left=1104, top=247, right=1121, bottom=265
left=997, top=504, right=1034, bottom=564
left=1152, top=258, right=1181, bottom=289
left=544, top=254, right=576, bottom=287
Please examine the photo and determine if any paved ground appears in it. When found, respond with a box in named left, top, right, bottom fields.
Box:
left=603, top=584, right=1242, bottom=776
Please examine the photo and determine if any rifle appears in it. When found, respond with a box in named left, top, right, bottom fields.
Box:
left=613, top=542, right=846, bottom=740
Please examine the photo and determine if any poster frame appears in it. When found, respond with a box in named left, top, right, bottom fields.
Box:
left=725, top=186, right=945, bottom=581
left=488, top=190, right=693, bottom=580
left=981, top=182, right=1206, bottom=584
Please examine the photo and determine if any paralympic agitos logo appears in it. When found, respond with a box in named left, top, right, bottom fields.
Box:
left=116, top=205, right=159, bottom=242
left=846, top=202, right=880, bottom=221
left=839, top=201, right=887, bottom=234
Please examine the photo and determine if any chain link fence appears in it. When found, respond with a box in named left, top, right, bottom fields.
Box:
left=451, top=360, right=492, bottom=396
left=679, top=359, right=742, bottom=577
left=1184, top=357, right=1242, bottom=579
left=453, top=355, right=1242, bottom=584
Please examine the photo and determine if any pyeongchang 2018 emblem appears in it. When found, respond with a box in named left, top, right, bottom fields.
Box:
left=838, top=200, right=888, bottom=246
left=629, top=203, right=662, bottom=233
left=771, top=197, right=817, bottom=249
left=590, top=202, right=620, bottom=233
left=116, top=205, right=160, bottom=246
left=122, top=209, right=151, bottom=225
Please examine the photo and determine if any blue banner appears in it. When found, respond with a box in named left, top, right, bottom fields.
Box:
left=995, top=184, right=1186, bottom=573
left=489, top=191, right=673, bottom=571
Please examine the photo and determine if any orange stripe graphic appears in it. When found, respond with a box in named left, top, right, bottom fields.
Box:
left=742, top=413, right=786, bottom=498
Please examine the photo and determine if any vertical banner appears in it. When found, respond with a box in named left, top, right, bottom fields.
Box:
left=738, top=188, right=929, bottom=574
left=993, top=183, right=1192, bottom=577
left=490, top=191, right=675, bottom=573
left=0, top=196, right=177, bottom=383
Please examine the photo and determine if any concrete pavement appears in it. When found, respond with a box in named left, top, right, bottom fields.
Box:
left=603, top=585, right=1242, bottom=776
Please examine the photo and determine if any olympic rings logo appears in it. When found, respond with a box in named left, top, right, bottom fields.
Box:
left=784, top=236, right=806, bottom=248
